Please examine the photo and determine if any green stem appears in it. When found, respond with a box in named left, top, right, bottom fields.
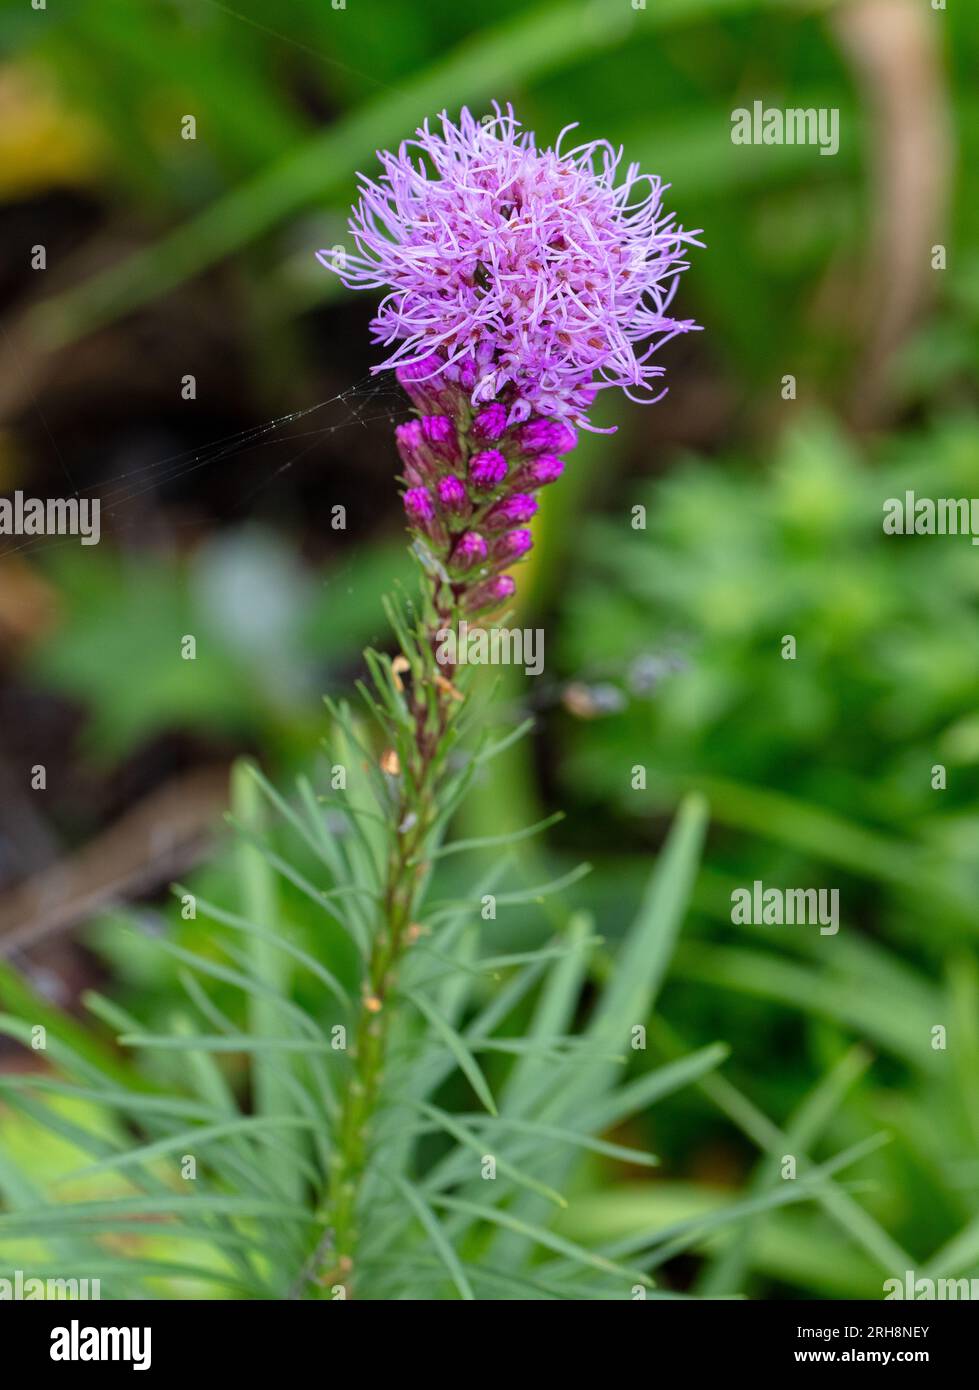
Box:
left=324, top=578, right=463, bottom=1296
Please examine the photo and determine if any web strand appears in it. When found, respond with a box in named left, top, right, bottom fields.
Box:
left=0, top=374, right=411, bottom=562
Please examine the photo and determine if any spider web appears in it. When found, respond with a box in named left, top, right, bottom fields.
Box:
left=0, top=372, right=412, bottom=562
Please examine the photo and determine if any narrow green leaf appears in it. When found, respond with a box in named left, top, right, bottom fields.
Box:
left=428, top=1110, right=658, bottom=1168
left=403, top=990, right=497, bottom=1116
left=581, top=1044, right=731, bottom=1133
left=56, top=1115, right=319, bottom=1187
left=387, top=1173, right=475, bottom=1301
left=414, top=1101, right=567, bottom=1207
left=177, top=888, right=349, bottom=1005
left=588, top=793, right=707, bottom=1045
left=118, top=1033, right=333, bottom=1053
left=424, top=812, right=565, bottom=862
left=0, top=1194, right=318, bottom=1233
left=429, top=1195, right=652, bottom=1287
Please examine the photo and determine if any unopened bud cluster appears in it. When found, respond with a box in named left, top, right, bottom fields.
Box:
left=395, top=354, right=576, bottom=613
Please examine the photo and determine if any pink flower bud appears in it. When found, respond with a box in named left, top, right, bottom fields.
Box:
left=518, top=420, right=578, bottom=456
left=466, top=574, right=516, bottom=614
left=493, top=528, right=534, bottom=562
left=451, top=530, right=488, bottom=571
left=469, top=449, right=508, bottom=491
left=403, top=485, right=446, bottom=546
left=396, top=355, right=451, bottom=414
left=516, top=453, right=564, bottom=489
left=403, top=487, right=435, bottom=528
left=395, top=420, right=429, bottom=483
left=437, top=475, right=468, bottom=514
left=485, top=493, right=538, bottom=530
left=471, top=403, right=508, bottom=442
left=421, top=415, right=461, bottom=465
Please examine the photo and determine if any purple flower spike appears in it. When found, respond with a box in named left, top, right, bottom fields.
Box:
left=326, top=103, right=701, bottom=428
left=466, top=574, right=517, bottom=614
left=494, top=528, right=534, bottom=563
left=485, top=493, right=538, bottom=530
left=451, top=530, right=488, bottom=571
left=469, top=449, right=508, bottom=491
left=318, top=109, right=704, bottom=1269
left=471, top=403, right=508, bottom=442
left=421, top=415, right=461, bottom=464
left=521, top=453, right=565, bottom=488
left=519, top=420, right=578, bottom=456
left=328, top=104, right=701, bottom=623
left=437, top=475, right=468, bottom=514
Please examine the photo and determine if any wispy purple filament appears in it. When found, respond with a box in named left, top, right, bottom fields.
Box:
left=321, top=102, right=701, bottom=429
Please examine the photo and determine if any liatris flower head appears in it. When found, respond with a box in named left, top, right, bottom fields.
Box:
left=321, top=102, right=700, bottom=611
left=323, top=102, right=700, bottom=428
